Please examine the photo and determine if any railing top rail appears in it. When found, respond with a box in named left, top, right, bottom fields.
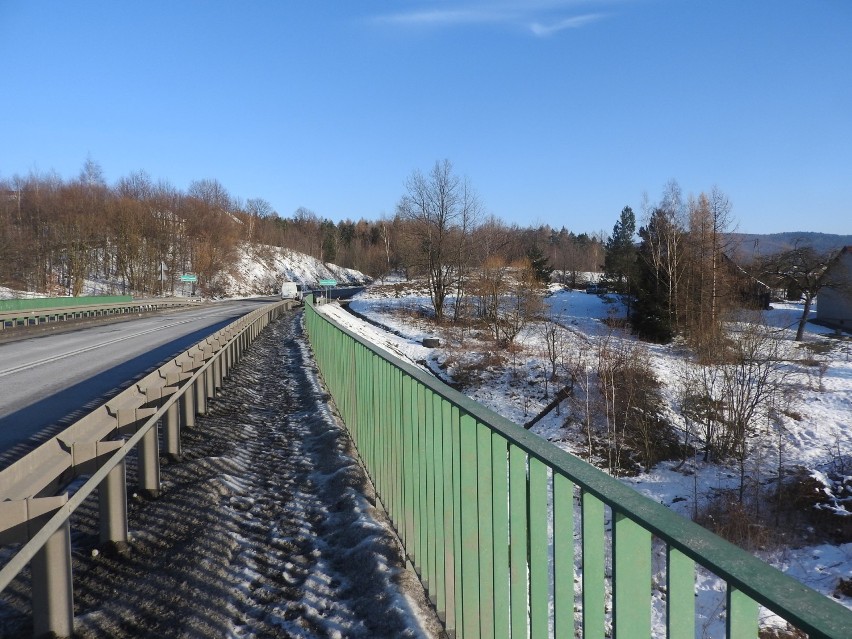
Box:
left=306, top=296, right=852, bottom=639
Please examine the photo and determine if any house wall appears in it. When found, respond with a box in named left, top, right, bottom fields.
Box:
left=817, top=250, right=852, bottom=331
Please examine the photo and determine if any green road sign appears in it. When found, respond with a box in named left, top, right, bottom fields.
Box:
left=180, top=274, right=198, bottom=282
left=318, top=279, right=337, bottom=287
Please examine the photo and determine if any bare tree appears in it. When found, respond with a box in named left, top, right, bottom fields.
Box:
left=397, top=160, right=480, bottom=322
left=684, top=188, right=736, bottom=349
left=760, top=244, right=842, bottom=341
left=539, top=311, right=570, bottom=399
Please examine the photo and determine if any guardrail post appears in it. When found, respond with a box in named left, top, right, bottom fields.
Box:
left=213, top=356, right=222, bottom=393
left=138, top=423, right=161, bottom=498
left=164, top=399, right=181, bottom=461
left=99, top=457, right=129, bottom=549
left=32, top=518, right=74, bottom=638
left=181, top=382, right=196, bottom=428
left=205, top=363, right=215, bottom=401
left=195, top=375, right=207, bottom=416
left=224, top=342, right=234, bottom=379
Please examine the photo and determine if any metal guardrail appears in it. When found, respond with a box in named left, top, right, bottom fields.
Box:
left=0, top=297, right=202, bottom=330
left=0, top=295, right=134, bottom=312
left=0, top=299, right=293, bottom=637
left=304, top=295, right=852, bottom=639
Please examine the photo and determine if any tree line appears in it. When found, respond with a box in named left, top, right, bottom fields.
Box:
left=0, top=159, right=604, bottom=299
left=601, top=179, right=845, bottom=346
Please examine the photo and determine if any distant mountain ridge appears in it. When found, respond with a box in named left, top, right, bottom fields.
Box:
left=727, top=232, right=852, bottom=261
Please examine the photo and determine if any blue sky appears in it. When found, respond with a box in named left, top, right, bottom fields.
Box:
left=1, top=1, right=850, bottom=235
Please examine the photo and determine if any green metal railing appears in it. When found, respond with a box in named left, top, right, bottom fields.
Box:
left=304, top=297, right=852, bottom=639
left=0, top=295, right=133, bottom=312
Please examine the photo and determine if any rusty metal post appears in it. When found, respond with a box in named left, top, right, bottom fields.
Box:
left=32, top=519, right=74, bottom=638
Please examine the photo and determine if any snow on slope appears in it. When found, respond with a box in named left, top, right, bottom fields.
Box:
left=223, top=244, right=370, bottom=297
left=0, top=244, right=371, bottom=300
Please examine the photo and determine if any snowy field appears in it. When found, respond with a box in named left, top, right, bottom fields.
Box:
left=322, top=282, right=852, bottom=637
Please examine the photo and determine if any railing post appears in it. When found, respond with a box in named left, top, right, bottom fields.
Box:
left=222, top=343, right=230, bottom=380
left=164, top=399, right=181, bottom=461
left=181, top=382, right=195, bottom=428
left=205, top=363, right=215, bottom=402
left=213, top=355, right=222, bottom=392
left=99, top=457, right=129, bottom=549
left=32, top=519, right=74, bottom=638
left=195, top=374, right=207, bottom=416
left=138, top=423, right=161, bottom=498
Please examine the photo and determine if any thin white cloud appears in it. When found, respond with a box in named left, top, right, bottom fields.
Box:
left=374, top=8, right=508, bottom=27
left=372, top=1, right=610, bottom=35
left=529, top=13, right=606, bottom=37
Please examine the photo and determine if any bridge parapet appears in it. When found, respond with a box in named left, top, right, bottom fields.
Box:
left=304, top=295, right=852, bottom=639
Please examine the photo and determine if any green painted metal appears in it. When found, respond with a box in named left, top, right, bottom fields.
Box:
left=613, top=512, right=652, bottom=638
left=553, top=474, right=575, bottom=639
left=432, top=392, right=447, bottom=618
left=450, top=404, right=464, bottom=636
left=424, top=387, right=436, bottom=599
left=667, top=546, right=695, bottom=639
left=582, top=492, right=606, bottom=639
left=459, top=414, right=480, bottom=639
left=491, top=435, right=511, bottom=639
left=476, top=423, right=495, bottom=639
left=728, top=585, right=759, bottom=638
left=0, top=295, right=132, bottom=312
left=304, top=297, right=852, bottom=639
left=402, top=374, right=415, bottom=552
left=508, top=445, right=529, bottom=639
left=529, top=458, right=549, bottom=638
left=441, top=399, right=456, bottom=629
left=416, top=384, right=427, bottom=578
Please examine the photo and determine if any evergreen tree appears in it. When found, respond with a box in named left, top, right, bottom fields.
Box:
left=632, top=208, right=680, bottom=342
left=603, top=206, right=637, bottom=293
left=525, top=245, right=553, bottom=284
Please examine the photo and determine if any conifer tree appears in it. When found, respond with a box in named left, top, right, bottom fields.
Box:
left=603, top=206, right=637, bottom=293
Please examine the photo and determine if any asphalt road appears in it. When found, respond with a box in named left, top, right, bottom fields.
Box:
left=0, top=298, right=276, bottom=466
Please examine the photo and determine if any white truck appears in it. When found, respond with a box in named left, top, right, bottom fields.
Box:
left=280, top=281, right=303, bottom=301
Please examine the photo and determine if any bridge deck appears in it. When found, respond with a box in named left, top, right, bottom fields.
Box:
left=0, top=312, right=442, bottom=638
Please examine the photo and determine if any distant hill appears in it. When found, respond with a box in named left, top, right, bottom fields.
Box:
left=727, top=232, right=852, bottom=262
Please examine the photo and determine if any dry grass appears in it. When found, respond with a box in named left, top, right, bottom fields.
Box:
left=694, top=495, right=776, bottom=551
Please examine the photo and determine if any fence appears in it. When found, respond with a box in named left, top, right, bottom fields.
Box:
left=0, top=300, right=293, bottom=637
left=304, top=296, right=852, bottom=639
left=0, top=296, right=201, bottom=330
left=0, top=295, right=133, bottom=313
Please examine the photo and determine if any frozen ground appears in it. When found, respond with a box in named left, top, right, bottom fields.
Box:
left=333, top=282, right=851, bottom=637
left=0, top=312, right=443, bottom=639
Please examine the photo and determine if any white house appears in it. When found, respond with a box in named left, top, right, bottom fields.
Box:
left=817, top=246, right=852, bottom=332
